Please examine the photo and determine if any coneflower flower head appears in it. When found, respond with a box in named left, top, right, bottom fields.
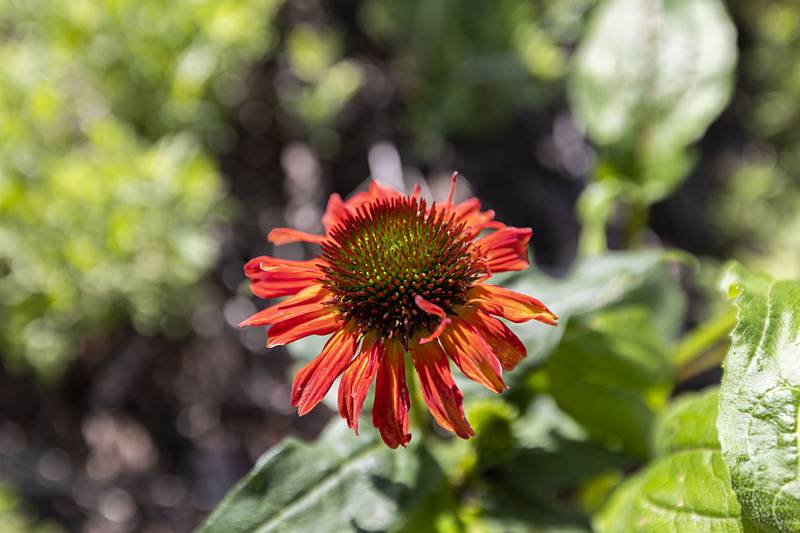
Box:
left=241, top=175, right=557, bottom=448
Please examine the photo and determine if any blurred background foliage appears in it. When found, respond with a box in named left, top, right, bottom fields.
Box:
left=0, top=0, right=799, bottom=531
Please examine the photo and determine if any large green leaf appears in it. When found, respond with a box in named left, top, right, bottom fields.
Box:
left=545, top=306, right=673, bottom=457
left=198, top=424, right=445, bottom=532
left=506, top=249, right=685, bottom=375
left=569, top=0, right=737, bottom=201
left=595, top=388, right=745, bottom=532
left=717, top=264, right=800, bottom=532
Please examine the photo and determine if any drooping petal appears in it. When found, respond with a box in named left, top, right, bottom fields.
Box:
left=291, top=326, right=360, bottom=415
left=439, top=316, right=507, bottom=393
left=338, top=335, right=382, bottom=433
left=322, top=193, right=354, bottom=232
left=267, top=307, right=342, bottom=347
left=475, top=227, right=532, bottom=273
left=410, top=341, right=474, bottom=438
left=372, top=340, right=411, bottom=448
left=268, top=227, right=327, bottom=245
left=414, top=295, right=451, bottom=344
left=245, top=256, right=324, bottom=299
left=461, top=308, right=527, bottom=371
left=239, top=284, right=331, bottom=327
left=467, top=284, right=558, bottom=325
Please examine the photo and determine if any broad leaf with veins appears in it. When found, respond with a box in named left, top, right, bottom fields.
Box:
left=718, top=263, right=800, bottom=532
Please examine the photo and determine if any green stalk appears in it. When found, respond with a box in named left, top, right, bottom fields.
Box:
left=673, top=307, right=737, bottom=382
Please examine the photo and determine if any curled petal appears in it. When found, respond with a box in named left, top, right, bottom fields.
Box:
left=440, top=316, right=507, bottom=393
left=373, top=340, right=411, bottom=448
left=268, top=227, right=327, bottom=245
left=468, top=284, right=558, bottom=325
left=292, top=326, right=360, bottom=415
left=462, top=308, right=526, bottom=371
left=267, top=307, right=341, bottom=347
left=322, top=193, right=354, bottom=232
left=414, top=295, right=451, bottom=344
left=476, top=227, right=532, bottom=273
left=245, top=256, right=324, bottom=299
left=410, top=341, right=474, bottom=438
left=239, top=284, right=331, bottom=327
left=338, top=335, right=382, bottom=433
left=452, top=198, right=504, bottom=238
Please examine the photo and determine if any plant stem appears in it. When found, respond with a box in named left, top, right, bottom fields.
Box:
left=623, top=200, right=649, bottom=248
left=673, top=307, right=737, bottom=382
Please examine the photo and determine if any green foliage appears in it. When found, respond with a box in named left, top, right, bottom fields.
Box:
left=718, top=264, right=800, bottom=532
left=595, top=388, right=744, bottom=532
left=0, top=0, right=282, bottom=138
left=280, top=26, right=363, bottom=130
left=709, top=1, right=800, bottom=281
left=0, top=0, right=281, bottom=377
left=570, top=0, right=737, bottom=248
left=199, top=423, right=451, bottom=533
left=359, top=0, right=594, bottom=155
left=545, top=306, right=673, bottom=457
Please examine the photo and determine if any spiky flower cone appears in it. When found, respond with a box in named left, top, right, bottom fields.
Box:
left=241, top=176, right=557, bottom=448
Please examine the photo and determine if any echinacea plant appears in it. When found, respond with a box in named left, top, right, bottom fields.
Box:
left=241, top=175, right=557, bottom=448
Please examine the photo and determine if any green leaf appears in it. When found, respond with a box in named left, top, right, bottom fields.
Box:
left=198, top=424, right=444, bottom=533
left=569, top=0, right=737, bottom=201
left=717, top=263, right=800, bottom=532
left=506, top=249, right=686, bottom=377
left=595, top=388, right=745, bottom=532
left=545, top=306, right=673, bottom=457
left=570, top=0, right=736, bottom=154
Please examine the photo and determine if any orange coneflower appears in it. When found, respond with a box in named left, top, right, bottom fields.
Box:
left=241, top=175, right=557, bottom=448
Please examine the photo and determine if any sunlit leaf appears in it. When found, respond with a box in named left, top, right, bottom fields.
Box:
left=718, top=263, right=800, bottom=532
left=595, top=388, right=744, bottom=532
left=198, top=423, right=447, bottom=533
left=569, top=0, right=737, bottom=201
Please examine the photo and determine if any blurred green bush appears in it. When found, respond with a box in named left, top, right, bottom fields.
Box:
left=0, top=0, right=281, bottom=378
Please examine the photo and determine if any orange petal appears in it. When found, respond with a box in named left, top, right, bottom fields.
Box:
left=268, top=227, right=326, bottom=245
left=239, top=284, right=331, bottom=327
left=468, top=284, right=558, bottom=325
left=345, top=180, right=400, bottom=210
left=338, top=335, right=382, bottom=433
left=476, top=227, right=532, bottom=273
left=414, top=295, right=451, bottom=344
left=446, top=171, right=458, bottom=206
left=267, top=307, right=341, bottom=347
left=291, top=326, right=359, bottom=415
left=452, top=198, right=504, bottom=238
left=245, top=256, right=324, bottom=299
left=322, top=193, right=354, bottom=232
left=410, top=341, right=474, bottom=439
left=462, top=308, right=527, bottom=371
left=440, top=316, right=507, bottom=393
left=372, top=340, right=411, bottom=448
